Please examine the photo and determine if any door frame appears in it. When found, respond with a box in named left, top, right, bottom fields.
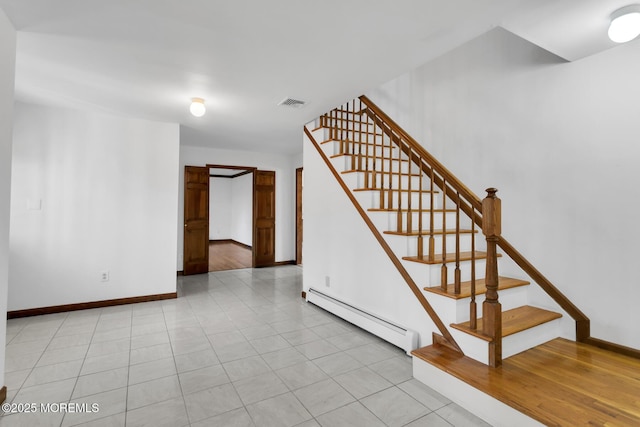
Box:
left=184, top=164, right=279, bottom=274
left=296, top=167, right=303, bottom=265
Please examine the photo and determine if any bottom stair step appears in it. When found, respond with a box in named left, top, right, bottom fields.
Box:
left=451, top=305, right=562, bottom=341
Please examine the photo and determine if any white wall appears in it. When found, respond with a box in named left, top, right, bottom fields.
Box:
left=178, top=142, right=297, bottom=269
left=9, top=102, right=180, bottom=311
left=303, top=133, right=440, bottom=347
left=230, top=173, right=253, bottom=247
left=0, top=7, right=16, bottom=391
left=209, top=177, right=232, bottom=240
left=366, top=28, right=640, bottom=349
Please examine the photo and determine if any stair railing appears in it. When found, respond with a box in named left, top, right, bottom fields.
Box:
left=359, top=96, right=590, bottom=342
left=318, top=96, right=591, bottom=367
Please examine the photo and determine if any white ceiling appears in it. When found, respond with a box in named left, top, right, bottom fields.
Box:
left=0, top=0, right=632, bottom=154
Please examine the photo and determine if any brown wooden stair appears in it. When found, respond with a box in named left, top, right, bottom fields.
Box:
left=451, top=305, right=562, bottom=341
left=425, top=276, right=529, bottom=299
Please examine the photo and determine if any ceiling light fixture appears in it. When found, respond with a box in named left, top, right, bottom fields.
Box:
left=608, top=5, right=640, bottom=43
left=190, top=98, right=206, bottom=117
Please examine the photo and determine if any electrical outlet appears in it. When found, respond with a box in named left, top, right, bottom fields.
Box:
left=325, top=276, right=330, bottom=287
left=100, top=270, right=110, bottom=282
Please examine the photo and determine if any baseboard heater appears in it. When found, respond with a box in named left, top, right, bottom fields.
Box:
left=306, top=288, right=418, bottom=354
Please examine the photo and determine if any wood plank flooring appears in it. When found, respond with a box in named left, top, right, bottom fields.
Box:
left=413, top=338, right=640, bottom=426
left=208, top=241, right=252, bottom=272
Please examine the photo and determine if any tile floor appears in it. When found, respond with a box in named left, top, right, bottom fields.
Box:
left=1, top=265, right=492, bottom=426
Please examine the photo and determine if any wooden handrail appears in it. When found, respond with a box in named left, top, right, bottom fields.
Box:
left=359, top=94, right=591, bottom=342
left=304, top=125, right=464, bottom=354
left=496, top=236, right=590, bottom=340
left=360, top=95, right=483, bottom=213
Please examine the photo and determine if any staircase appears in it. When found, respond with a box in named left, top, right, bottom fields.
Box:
left=303, top=96, right=590, bottom=368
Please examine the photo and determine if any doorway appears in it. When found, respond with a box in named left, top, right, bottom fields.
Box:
left=182, top=165, right=276, bottom=275
left=208, top=166, right=254, bottom=271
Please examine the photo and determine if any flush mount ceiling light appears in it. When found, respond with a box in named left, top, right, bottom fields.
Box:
left=190, top=98, right=206, bottom=117
left=608, top=5, right=640, bottom=43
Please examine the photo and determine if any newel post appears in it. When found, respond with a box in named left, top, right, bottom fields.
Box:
left=482, top=188, right=502, bottom=367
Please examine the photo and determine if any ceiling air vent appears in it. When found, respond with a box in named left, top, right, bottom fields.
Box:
left=278, top=98, right=307, bottom=108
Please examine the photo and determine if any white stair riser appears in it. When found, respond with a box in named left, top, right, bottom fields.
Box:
left=384, top=233, right=474, bottom=257
left=373, top=191, right=440, bottom=211
left=349, top=172, right=427, bottom=189
left=429, top=285, right=529, bottom=324
left=312, top=127, right=329, bottom=142
left=319, top=119, right=377, bottom=132
left=503, top=318, right=562, bottom=359
left=323, top=140, right=398, bottom=158
left=368, top=210, right=465, bottom=231
left=402, top=258, right=489, bottom=287
left=448, top=317, right=562, bottom=365
left=331, top=156, right=417, bottom=174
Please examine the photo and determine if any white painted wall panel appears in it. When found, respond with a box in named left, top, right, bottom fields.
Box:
left=302, top=132, right=440, bottom=349
left=9, top=103, right=180, bottom=311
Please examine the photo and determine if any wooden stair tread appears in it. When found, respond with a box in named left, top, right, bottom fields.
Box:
left=385, top=228, right=476, bottom=237
left=368, top=208, right=457, bottom=213
left=329, top=108, right=365, bottom=116
left=354, top=187, right=435, bottom=193
left=451, top=305, right=562, bottom=339
left=412, top=339, right=640, bottom=426
left=330, top=154, right=409, bottom=163
left=322, top=138, right=390, bottom=146
left=424, top=276, right=530, bottom=299
left=403, top=251, right=496, bottom=265
left=342, top=170, right=421, bottom=177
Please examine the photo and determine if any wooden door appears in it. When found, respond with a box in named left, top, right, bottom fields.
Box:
left=253, top=170, right=276, bottom=267
left=296, top=167, right=303, bottom=265
left=183, top=166, right=209, bottom=275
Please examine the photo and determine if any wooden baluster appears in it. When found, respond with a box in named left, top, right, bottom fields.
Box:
left=372, top=113, right=377, bottom=191
left=340, top=105, right=347, bottom=154
left=454, top=192, right=461, bottom=295
left=329, top=110, right=333, bottom=140
left=441, top=179, right=447, bottom=291
left=348, top=101, right=356, bottom=170
left=482, top=187, right=502, bottom=367
left=470, top=210, right=477, bottom=330
left=428, top=167, right=435, bottom=262
left=357, top=102, right=363, bottom=171
left=392, top=132, right=399, bottom=213
left=365, top=113, right=370, bottom=188
left=406, top=147, right=413, bottom=234
left=380, top=128, right=386, bottom=203
left=417, top=154, right=424, bottom=259
left=395, top=135, right=402, bottom=230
